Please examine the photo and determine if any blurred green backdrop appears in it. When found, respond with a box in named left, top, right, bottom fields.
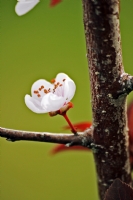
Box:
left=1, top=0, right=133, bottom=200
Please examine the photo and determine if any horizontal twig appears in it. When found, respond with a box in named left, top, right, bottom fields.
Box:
left=0, top=127, right=93, bottom=147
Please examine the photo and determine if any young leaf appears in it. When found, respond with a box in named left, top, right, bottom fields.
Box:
left=50, top=121, right=92, bottom=155
left=50, top=0, right=62, bottom=7
left=127, top=101, right=133, bottom=169
left=104, top=178, right=133, bottom=200
left=50, top=144, right=89, bottom=155
left=63, top=121, right=92, bottom=132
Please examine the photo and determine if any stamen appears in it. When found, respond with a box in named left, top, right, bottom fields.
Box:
left=63, top=79, right=66, bottom=82
left=39, top=85, right=44, bottom=91
left=60, top=84, right=62, bottom=87
left=37, top=94, right=41, bottom=97
left=57, top=82, right=59, bottom=85
left=34, top=90, right=39, bottom=94
left=44, top=89, right=48, bottom=94
left=51, top=79, right=55, bottom=83
left=54, top=84, right=58, bottom=89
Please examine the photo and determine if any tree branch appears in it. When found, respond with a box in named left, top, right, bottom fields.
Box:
left=82, top=0, right=132, bottom=199
left=0, top=127, right=93, bottom=146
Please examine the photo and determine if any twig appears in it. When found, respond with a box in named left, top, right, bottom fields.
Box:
left=0, top=127, right=93, bottom=146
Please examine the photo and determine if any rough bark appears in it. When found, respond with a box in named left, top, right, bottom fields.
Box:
left=0, top=127, right=93, bottom=146
left=82, top=0, right=132, bottom=199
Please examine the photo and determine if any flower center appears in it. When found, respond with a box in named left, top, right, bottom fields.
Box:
left=33, top=78, right=66, bottom=98
left=53, top=79, right=66, bottom=96
left=33, top=85, right=51, bottom=98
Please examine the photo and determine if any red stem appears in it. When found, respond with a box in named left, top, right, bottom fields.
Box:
left=62, top=113, right=78, bottom=135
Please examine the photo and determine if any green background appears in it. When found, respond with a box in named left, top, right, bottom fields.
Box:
left=1, top=0, right=133, bottom=199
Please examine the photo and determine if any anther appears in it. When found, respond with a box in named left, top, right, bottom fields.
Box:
left=37, top=94, right=41, bottom=97
left=63, top=79, right=66, bottom=82
left=44, top=89, right=48, bottom=94
left=51, top=79, right=55, bottom=83
left=34, top=90, right=39, bottom=94
left=60, top=84, right=62, bottom=87
left=54, top=84, right=58, bottom=89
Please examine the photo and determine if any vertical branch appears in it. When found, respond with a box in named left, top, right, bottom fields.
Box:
left=82, top=0, right=132, bottom=199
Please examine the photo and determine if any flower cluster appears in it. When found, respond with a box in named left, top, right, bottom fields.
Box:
left=25, top=73, right=76, bottom=113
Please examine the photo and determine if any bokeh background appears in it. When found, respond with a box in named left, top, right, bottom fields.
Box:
left=1, top=0, right=133, bottom=199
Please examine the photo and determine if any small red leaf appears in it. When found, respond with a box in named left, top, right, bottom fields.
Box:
left=50, top=0, right=62, bottom=7
left=128, top=101, right=133, bottom=143
left=63, top=121, right=92, bottom=132
left=127, top=100, right=133, bottom=169
left=50, top=144, right=89, bottom=155
left=104, top=178, right=133, bottom=200
left=50, top=121, right=92, bottom=155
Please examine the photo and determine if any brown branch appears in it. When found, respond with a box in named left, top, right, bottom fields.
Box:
left=82, top=0, right=132, bottom=199
left=0, top=127, right=93, bottom=146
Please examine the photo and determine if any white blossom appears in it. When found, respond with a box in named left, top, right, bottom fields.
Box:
left=25, top=73, right=76, bottom=113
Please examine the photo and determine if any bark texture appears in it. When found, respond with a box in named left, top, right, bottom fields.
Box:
left=0, top=127, right=93, bottom=146
left=82, top=0, right=132, bottom=199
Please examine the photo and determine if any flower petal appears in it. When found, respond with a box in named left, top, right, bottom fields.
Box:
left=41, top=93, right=66, bottom=112
left=31, top=79, right=53, bottom=100
left=15, top=0, right=40, bottom=16
left=25, top=95, right=47, bottom=113
left=55, top=73, right=76, bottom=101
left=66, top=80, right=76, bottom=102
left=55, top=73, right=68, bottom=83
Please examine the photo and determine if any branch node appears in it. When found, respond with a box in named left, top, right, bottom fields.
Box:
left=111, top=74, right=133, bottom=99
left=87, top=142, right=105, bottom=153
left=65, top=141, right=74, bottom=147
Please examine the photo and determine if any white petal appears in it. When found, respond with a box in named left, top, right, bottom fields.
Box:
left=48, top=94, right=66, bottom=110
left=55, top=73, right=68, bottom=83
left=15, top=0, right=39, bottom=16
left=66, top=80, right=76, bottom=101
left=31, top=79, right=53, bottom=100
left=41, top=93, right=66, bottom=112
left=54, top=81, right=67, bottom=98
left=55, top=73, right=76, bottom=101
left=25, top=95, right=47, bottom=113
left=54, top=73, right=76, bottom=100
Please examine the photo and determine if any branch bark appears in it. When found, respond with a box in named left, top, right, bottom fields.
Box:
left=0, top=127, right=93, bottom=146
left=82, top=0, right=132, bottom=199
